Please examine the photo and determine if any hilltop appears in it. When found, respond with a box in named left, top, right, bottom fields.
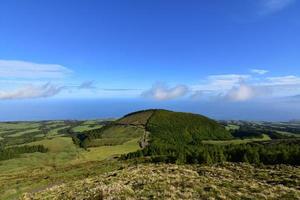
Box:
left=74, top=109, right=232, bottom=150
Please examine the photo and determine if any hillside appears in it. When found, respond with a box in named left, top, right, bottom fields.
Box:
left=117, top=109, right=155, bottom=125
left=21, top=162, right=300, bottom=200
left=147, top=109, right=232, bottom=142
left=75, top=109, right=232, bottom=150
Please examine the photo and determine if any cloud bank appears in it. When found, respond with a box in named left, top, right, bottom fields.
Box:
left=191, top=73, right=299, bottom=102
left=266, top=75, right=300, bottom=85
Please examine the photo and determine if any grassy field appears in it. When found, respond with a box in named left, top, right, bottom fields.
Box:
left=78, top=124, right=145, bottom=148
left=225, top=124, right=240, bottom=130
left=77, top=138, right=140, bottom=163
left=276, top=131, right=300, bottom=137
left=0, top=122, right=41, bottom=130
left=71, top=124, right=102, bottom=132
left=21, top=162, right=300, bottom=200
left=0, top=140, right=141, bottom=200
left=47, top=126, right=70, bottom=137
left=0, top=120, right=107, bottom=148
left=202, top=134, right=271, bottom=145
left=6, top=128, right=40, bottom=137
left=0, top=119, right=141, bottom=200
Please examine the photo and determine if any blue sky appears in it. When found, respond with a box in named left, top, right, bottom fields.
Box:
left=0, top=0, right=300, bottom=120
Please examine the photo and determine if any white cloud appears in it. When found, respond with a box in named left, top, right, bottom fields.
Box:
left=193, top=74, right=250, bottom=91
left=193, top=73, right=300, bottom=100
left=142, top=83, right=188, bottom=100
left=266, top=75, right=300, bottom=85
left=259, top=0, right=295, bottom=14
left=225, top=84, right=257, bottom=101
left=225, top=83, right=273, bottom=102
left=251, top=69, right=269, bottom=75
left=142, top=73, right=300, bottom=102
left=0, top=83, right=64, bottom=100
left=0, top=60, right=72, bottom=79
left=191, top=73, right=284, bottom=101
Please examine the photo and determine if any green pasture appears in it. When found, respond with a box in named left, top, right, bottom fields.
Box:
left=202, top=134, right=271, bottom=145
left=7, top=128, right=40, bottom=137
left=0, top=122, right=41, bottom=130
left=72, top=125, right=102, bottom=132
left=225, top=124, right=240, bottom=131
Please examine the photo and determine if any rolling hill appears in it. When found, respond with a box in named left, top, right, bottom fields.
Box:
left=73, top=109, right=232, bottom=164
left=74, top=109, right=232, bottom=148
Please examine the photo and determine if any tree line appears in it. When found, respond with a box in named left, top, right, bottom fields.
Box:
left=230, top=125, right=298, bottom=139
left=123, top=140, right=300, bottom=165
left=0, top=145, right=48, bottom=161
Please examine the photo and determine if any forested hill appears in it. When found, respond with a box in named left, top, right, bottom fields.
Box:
left=146, top=109, right=232, bottom=141
left=74, top=109, right=232, bottom=149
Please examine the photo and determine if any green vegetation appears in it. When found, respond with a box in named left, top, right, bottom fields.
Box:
left=74, top=109, right=232, bottom=149
left=117, top=110, right=300, bottom=165
left=21, top=163, right=300, bottom=200
left=146, top=110, right=232, bottom=143
left=0, top=122, right=40, bottom=130
left=117, top=109, right=154, bottom=125
left=6, top=128, right=40, bottom=137
left=1, top=110, right=300, bottom=199
left=0, top=145, right=47, bottom=161
left=276, top=130, right=300, bottom=138
left=125, top=139, right=300, bottom=165
left=46, top=126, right=70, bottom=137
left=0, top=119, right=132, bottom=199
left=84, top=126, right=144, bottom=147
left=203, top=134, right=271, bottom=145
left=79, top=138, right=141, bottom=162
left=225, top=124, right=240, bottom=130
left=71, top=125, right=102, bottom=132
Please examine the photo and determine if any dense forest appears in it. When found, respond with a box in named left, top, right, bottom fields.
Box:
left=231, top=125, right=298, bottom=139
left=124, top=140, right=300, bottom=165
left=147, top=110, right=233, bottom=141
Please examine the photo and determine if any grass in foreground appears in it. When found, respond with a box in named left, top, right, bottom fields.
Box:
left=21, top=162, right=300, bottom=200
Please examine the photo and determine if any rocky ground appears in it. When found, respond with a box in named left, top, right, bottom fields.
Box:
left=21, top=162, right=300, bottom=200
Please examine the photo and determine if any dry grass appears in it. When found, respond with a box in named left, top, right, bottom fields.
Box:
left=21, top=162, right=300, bottom=200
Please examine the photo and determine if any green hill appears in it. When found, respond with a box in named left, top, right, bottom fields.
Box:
left=74, top=109, right=232, bottom=159
left=147, top=109, right=232, bottom=142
